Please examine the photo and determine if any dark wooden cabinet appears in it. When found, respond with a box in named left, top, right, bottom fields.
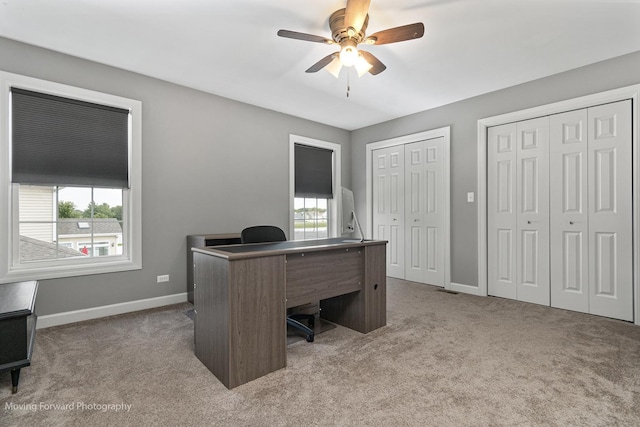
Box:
left=0, top=280, right=38, bottom=394
left=186, top=233, right=241, bottom=303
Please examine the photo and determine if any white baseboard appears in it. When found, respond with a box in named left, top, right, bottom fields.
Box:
left=449, top=282, right=482, bottom=296
left=37, top=292, right=189, bottom=329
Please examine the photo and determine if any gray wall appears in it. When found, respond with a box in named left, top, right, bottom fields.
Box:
left=350, top=50, right=640, bottom=288
left=3, top=35, right=639, bottom=314
left=0, top=37, right=351, bottom=315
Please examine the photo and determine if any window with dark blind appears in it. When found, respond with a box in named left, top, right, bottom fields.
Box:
left=294, top=143, right=333, bottom=199
left=11, top=88, right=130, bottom=188
left=291, top=139, right=340, bottom=240
left=1, top=71, right=142, bottom=282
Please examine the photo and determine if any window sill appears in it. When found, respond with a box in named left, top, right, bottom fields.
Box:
left=1, top=257, right=142, bottom=283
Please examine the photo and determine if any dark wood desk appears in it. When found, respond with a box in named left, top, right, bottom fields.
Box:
left=192, top=238, right=386, bottom=389
left=0, top=280, right=38, bottom=394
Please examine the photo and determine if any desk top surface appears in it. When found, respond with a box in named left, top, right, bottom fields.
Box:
left=192, top=238, right=386, bottom=260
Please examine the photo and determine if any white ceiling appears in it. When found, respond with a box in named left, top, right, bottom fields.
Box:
left=1, top=0, right=639, bottom=130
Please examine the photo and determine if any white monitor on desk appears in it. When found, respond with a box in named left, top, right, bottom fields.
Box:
left=341, top=187, right=364, bottom=241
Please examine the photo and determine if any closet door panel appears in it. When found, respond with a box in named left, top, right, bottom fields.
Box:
left=373, top=146, right=405, bottom=279
left=488, top=124, right=518, bottom=299
left=516, top=117, right=550, bottom=305
left=405, top=142, right=426, bottom=282
left=423, top=138, right=445, bottom=286
left=588, top=100, right=633, bottom=321
left=550, top=109, right=589, bottom=312
left=404, top=138, right=445, bottom=286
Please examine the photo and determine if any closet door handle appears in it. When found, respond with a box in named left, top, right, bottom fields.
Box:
left=527, top=220, right=531, bottom=224
left=569, top=221, right=574, bottom=225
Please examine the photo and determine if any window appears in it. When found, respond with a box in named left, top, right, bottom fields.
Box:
left=18, top=185, right=124, bottom=263
left=0, top=71, right=142, bottom=282
left=289, top=135, right=341, bottom=240
left=294, top=197, right=329, bottom=240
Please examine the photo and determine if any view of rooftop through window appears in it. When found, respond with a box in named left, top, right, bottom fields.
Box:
left=18, top=185, right=124, bottom=262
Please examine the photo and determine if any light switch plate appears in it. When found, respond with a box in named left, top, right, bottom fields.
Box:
left=467, top=192, right=475, bottom=203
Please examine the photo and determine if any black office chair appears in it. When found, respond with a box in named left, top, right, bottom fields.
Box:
left=240, top=225, right=315, bottom=343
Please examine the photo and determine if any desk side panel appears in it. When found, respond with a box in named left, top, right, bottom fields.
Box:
left=188, top=235, right=242, bottom=303
left=286, top=248, right=363, bottom=308
left=187, top=236, right=206, bottom=303
left=364, top=243, right=387, bottom=331
left=193, top=252, right=230, bottom=387
left=229, top=256, right=286, bottom=388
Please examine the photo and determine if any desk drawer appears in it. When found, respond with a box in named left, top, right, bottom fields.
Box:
left=286, top=247, right=364, bottom=308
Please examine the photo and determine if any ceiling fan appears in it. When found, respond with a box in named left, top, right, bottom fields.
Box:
left=277, top=0, right=424, bottom=78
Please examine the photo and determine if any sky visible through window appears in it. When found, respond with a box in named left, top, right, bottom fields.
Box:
left=59, top=187, right=122, bottom=211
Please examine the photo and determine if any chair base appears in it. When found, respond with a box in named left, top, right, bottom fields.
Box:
left=287, top=314, right=315, bottom=342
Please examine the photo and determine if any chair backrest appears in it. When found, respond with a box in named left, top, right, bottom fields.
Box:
left=241, top=225, right=287, bottom=244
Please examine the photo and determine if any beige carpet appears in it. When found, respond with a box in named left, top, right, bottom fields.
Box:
left=1, top=278, right=639, bottom=426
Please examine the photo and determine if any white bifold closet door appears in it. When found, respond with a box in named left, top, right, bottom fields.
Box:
left=489, top=100, right=632, bottom=321
left=372, top=145, right=405, bottom=279
left=372, top=138, right=446, bottom=285
left=550, top=101, right=633, bottom=321
left=404, top=138, right=445, bottom=286
left=487, top=118, right=550, bottom=305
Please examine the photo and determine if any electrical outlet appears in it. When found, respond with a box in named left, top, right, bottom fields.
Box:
left=157, top=274, right=170, bottom=283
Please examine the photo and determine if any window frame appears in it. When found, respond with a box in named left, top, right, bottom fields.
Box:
left=0, top=71, right=142, bottom=283
left=289, top=135, right=341, bottom=240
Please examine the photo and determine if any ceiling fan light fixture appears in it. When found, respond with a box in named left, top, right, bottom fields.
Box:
left=355, top=54, right=372, bottom=77
left=325, top=56, right=343, bottom=78
left=339, top=39, right=359, bottom=67
left=278, top=2, right=425, bottom=77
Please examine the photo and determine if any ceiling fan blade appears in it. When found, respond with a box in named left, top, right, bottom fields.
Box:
left=365, top=23, right=425, bottom=45
left=359, top=50, right=386, bottom=75
left=344, top=0, right=371, bottom=32
left=277, top=29, right=334, bottom=44
left=306, top=53, right=338, bottom=73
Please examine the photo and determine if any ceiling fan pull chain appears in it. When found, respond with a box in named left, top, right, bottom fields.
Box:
left=346, top=71, right=351, bottom=98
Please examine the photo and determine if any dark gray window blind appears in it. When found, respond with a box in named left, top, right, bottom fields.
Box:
left=11, top=88, right=130, bottom=188
left=294, top=143, right=333, bottom=198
